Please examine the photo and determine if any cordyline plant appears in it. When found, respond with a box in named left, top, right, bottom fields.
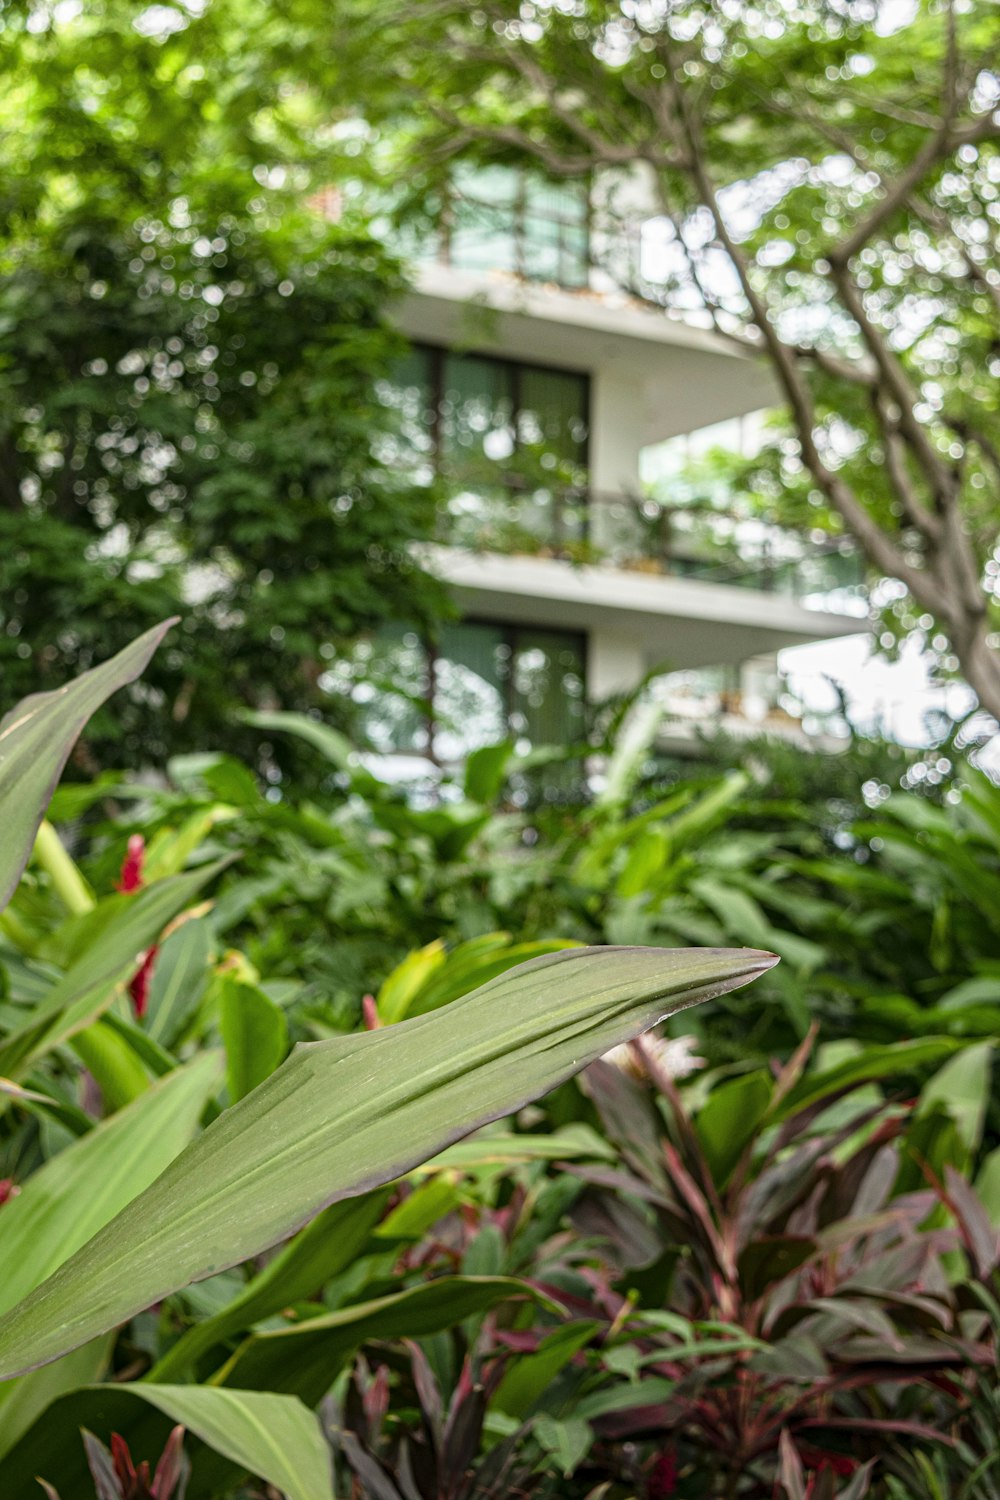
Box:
left=330, top=1346, right=553, bottom=1500
left=308, top=1031, right=998, bottom=1498
left=370, top=1044, right=999, bottom=1497
left=38, top=1426, right=188, bottom=1500
left=0, top=623, right=776, bottom=1495
left=550, top=1034, right=1000, bottom=1497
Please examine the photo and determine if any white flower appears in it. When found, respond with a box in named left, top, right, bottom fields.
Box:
left=603, top=1033, right=705, bottom=1081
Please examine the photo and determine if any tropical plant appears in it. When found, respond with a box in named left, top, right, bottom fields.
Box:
left=38, top=1426, right=189, bottom=1500
left=547, top=1035, right=1000, bottom=1496
left=35, top=689, right=1000, bottom=1082
left=0, top=623, right=776, bottom=1495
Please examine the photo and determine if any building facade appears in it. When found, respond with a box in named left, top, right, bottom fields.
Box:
left=363, top=167, right=865, bottom=769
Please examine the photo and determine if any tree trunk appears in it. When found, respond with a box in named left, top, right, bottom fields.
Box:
left=951, top=618, right=1000, bottom=726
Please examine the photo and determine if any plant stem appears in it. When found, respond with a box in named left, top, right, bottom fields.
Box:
left=0, top=907, right=37, bottom=954
left=32, top=820, right=95, bottom=916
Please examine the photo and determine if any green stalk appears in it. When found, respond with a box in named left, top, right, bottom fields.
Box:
left=0, top=907, right=38, bottom=955
left=31, top=820, right=95, bottom=916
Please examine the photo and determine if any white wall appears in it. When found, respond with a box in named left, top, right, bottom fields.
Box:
left=588, top=368, right=646, bottom=494
left=587, top=628, right=647, bottom=701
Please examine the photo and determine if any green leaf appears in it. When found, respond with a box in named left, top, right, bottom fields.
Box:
left=219, top=980, right=288, bottom=1102
left=149, top=1190, right=391, bottom=1382
left=0, top=944, right=776, bottom=1381
left=0, top=1052, right=221, bottom=1322
left=777, top=1038, right=964, bottom=1119
left=143, top=809, right=235, bottom=882
left=0, top=862, right=226, bottom=1082
left=405, top=937, right=582, bottom=1020
left=145, top=918, right=212, bottom=1046
left=0, top=1384, right=331, bottom=1500
left=413, top=1123, right=616, bottom=1173
left=0, top=621, right=175, bottom=913
left=696, top=1069, right=773, bottom=1184
left=376, top=939, right=446, bottom=1024
left=71, top=1019, right=152, bottom=1112
left=0, top=1055, right=220, bottom=1459
left=918, top=1042, right=994, bottom=1153
left=463, top=740, right=513, bottom=804
left=574, top=1378, right=676, bottom=1422
left=532, top=1415, right=592, bottom=1476
left=616, top=829, right=669, bottom=900
left=0, top=1338, right=114, bottom=1463
left=214, top=1277, right=543, bottom=1406
left=242, top=708, right=377, bottom=790
left=493, top=1322, right=599, bottom=1419
left=975, top=1147, right=1000, bottom=1227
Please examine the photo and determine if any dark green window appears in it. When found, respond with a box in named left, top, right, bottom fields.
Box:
left=378, top=347, right=590, bottom=550
left=353, top=620, right=586, bottom=763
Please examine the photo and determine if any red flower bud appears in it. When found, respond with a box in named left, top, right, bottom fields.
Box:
left=129, top=945, right=159, bottom=1019
left=648, top=1449, right=679, bottom=1498
left=117, top=835, right=147, bottom=894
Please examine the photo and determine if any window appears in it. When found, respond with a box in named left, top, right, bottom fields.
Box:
left=377, top=347, right=590, bottom=551
left=351, top=621, right=586, bottom=764
left=444, top=164, right=590, bottom=288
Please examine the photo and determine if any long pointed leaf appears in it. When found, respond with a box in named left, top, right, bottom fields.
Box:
left=1, top=1384, right=331, bottom=1500
left=213, top=1276, right=552, bottom=1406
left=148, top=1189, right=391, bottom=1382
left=0, top=1052, right=221, bottom=1321
left=0, top=621, right=176, bottom=912
left=0, top=1055, right=221, bottom=1458
left=0, top=945, right=776, bottom=1381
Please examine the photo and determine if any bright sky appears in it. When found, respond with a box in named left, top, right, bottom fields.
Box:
left=779, top=633, right=1000, bottom=774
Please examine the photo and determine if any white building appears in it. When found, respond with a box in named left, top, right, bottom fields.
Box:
left=362, top=167, right=866, bottom=766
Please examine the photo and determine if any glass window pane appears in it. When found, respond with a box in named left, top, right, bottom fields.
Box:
left=449, top=165, right=520, bottom=272
left=510, top=629, right=586, bottom=751
left=432, top=622, right=508, bottom=761
left=518, top=366, right=588, bottom=473
left=440, top=354, right=515, bottom=480
left=524, top=175, right=588, bottom=222
left=450, top=202, right=517, bottom=273
left=351, top=624, right=430, bottom=755
left=452, top=162, right=520, bottom=206
left=375, top=349, right=436, bottom=483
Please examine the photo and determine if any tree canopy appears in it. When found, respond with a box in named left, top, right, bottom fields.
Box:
left=0, top=0, right=443, bottom=770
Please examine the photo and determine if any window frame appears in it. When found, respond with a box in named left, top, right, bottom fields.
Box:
left=440, top=165, right=593, bottom=289
left=443, top=615, right=589, bottom=755
left=409, top=342, right=592, bottom=482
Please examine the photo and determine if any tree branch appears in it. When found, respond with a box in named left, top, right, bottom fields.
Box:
left=829, top=114, right=1000, bottom=267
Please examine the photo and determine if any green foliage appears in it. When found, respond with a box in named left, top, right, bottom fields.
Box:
left=342, top=1037, right=997, bottom=1498
left=0, top=623, right=173, bottom=909
left=13, top=1386, right=333, bottom=1500
left=69, top=706, right=1000, bottom=1088
left=0, top=628, right=784, bottom=1497
left=0, top=1, right=444, bottom=772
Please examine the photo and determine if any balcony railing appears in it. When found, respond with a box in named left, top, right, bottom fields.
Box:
left=404, top=169, right=673, bottom=306
left=436, top=480, right=867, bottom=612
